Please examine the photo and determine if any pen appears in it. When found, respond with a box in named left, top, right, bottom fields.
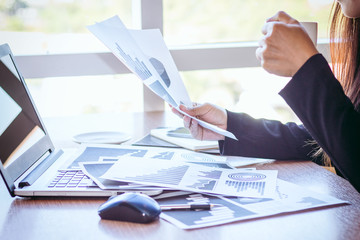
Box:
left=160, top=203, right=221, bottom=211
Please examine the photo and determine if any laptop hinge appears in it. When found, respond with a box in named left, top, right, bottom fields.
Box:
left=18, top=149, right=64, bottom=188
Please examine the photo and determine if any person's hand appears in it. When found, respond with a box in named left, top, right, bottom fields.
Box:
left=256, top=11, right=319, bottom=77
left=170, top=103, right=227, bottom=141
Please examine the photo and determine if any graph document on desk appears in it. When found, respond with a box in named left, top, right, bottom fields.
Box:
left=87, top=16, right=237, bottom=140
left=155, top=179, right=347, bottom=229
left=75, top=144, right=234, bottom=190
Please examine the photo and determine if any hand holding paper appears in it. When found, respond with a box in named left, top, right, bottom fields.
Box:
left=87, top=16, right=237, bottom=140
left=176, top=107, right=236, bottom=140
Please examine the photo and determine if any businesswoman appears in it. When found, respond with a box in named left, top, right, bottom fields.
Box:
left=172, top=0, right=360, bottom=193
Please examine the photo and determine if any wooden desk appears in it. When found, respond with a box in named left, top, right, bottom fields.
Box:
left=1, top=112, right=360, bottom=240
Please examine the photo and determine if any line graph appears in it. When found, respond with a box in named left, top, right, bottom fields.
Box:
left=186, top=179, right=217, bottom=191
left=151, top=151, right=174, bottom=160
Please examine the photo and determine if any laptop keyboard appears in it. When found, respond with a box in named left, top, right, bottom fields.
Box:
left=48, top=170, right=93, bottom=188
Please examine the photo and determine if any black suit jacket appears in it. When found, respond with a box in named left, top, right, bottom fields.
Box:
left=219, top=54, right=360, bottom=193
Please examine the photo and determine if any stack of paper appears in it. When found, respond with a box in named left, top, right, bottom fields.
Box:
left=79, top=146, right=346, bottom=229
left=74, top=144, right=235, bottom=190
left=73, top=144, right=346, bottom=230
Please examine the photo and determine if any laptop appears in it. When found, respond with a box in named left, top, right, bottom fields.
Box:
left=0, top=43, right=162, bottom=197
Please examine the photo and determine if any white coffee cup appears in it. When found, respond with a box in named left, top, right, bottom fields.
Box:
left=300, top=22, right=318, bottom=46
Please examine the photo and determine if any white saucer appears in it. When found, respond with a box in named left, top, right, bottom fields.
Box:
left=72, top=131, right=131, bottom=144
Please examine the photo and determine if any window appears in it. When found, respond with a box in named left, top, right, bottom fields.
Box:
left=163, top=0, right=332, bottom=45
left=181, top=68, right=296, bottom=123
left=0, top=0, right=132, bottom=54
left=163, top=0, right=332, bottom=123
left=1, top=0, right=333, bottom=122
left=0, top=0, right=138, bottom=117
left=26, top=74, right=143, bottom=117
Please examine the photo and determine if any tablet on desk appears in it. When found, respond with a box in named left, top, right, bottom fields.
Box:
left=150, top=127, right=219, bottom=152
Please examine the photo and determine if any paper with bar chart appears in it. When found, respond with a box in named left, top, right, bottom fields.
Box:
left=88, top=16, right=190, bottom=107
left=87, top=16, right=237, bottom=140
left=100, top=157, right=278, bottom=198
left=155, top=179, right=347, bottom=229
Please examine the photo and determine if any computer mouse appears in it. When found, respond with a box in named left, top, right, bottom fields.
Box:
left=98, top=192, right=161, bottom=223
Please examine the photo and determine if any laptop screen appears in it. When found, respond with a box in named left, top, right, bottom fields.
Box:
left=0, top=44, right=54, bottom=188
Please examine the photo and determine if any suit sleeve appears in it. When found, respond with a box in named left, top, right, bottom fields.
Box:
left=279, top=53, right=360, bottom=192
left=219, top=111, right=320, bottom=162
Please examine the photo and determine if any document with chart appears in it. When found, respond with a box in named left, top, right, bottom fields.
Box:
left=100, top=157, right=278, bottom=198
left=74, top=144, right=233, bottom=190
left=155, top=179, right=347, bottom=229
left=87, top=16, right=236, bottom=140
